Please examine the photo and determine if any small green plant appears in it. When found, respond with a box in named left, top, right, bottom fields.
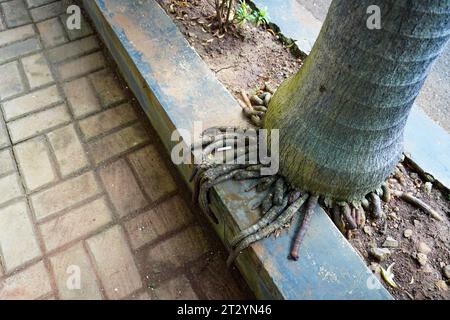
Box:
left=234, top=0, right=253, bottom=26
left=214, top=0, right=269, bottom=33
left=250, top=5, right=268, bottom=26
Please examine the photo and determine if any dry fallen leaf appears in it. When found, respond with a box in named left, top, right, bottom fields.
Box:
left=381, top=263, right=398, bottom=289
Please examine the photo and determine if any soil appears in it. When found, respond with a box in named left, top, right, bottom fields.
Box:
left=158, top=0, right=450, bottom=300
left=348, top=162, right=450, bottom=300
left=156, top=0, right=302, bottom=100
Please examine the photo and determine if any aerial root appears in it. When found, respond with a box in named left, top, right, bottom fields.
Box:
left=290, top=195, right=318, bottom=260
left=369, top=192, right=385, bottom=219
left=393, top=190, right=444, bottom=221
left=332, top=205, right=346, bottom=234
left=227, top=193, right=309, bottom=267
left=341, top=203, right=357, bottom=230
left=273, top=177, right=287, bottom=205
left=229, top=191, right=288, bottom=248
left=239, top=86, right=274, bottom=128
left=245, top=175, right=277, bottom=192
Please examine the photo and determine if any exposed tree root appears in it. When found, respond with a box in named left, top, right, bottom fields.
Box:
left=190, top=86, right=443, bottom=267
left=290, top=195, right=318, bottom=260
left=393, top=190, right=444, bottom=221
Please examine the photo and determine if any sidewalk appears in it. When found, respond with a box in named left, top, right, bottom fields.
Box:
left=0, top=0, right=248, bottom=300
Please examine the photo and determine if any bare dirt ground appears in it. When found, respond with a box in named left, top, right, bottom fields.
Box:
left=348, top=163, right=450, bottom=300
left=157, top=0, right=302, bottom=99
left=158, top=0, right=450, bottom=300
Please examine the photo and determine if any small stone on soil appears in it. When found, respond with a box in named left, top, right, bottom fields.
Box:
left=423, top=182, right=433, bottom=194
left=363, top=225, right=373, bottom=236
left=404, top=229, right=413, bottom=238
left=382, top=236, right=399, bottom=248
left=369, top=247, right=391, bottom=262
left=435, top=280, right=448, bottom=292
left=418, top=242, right=432, bottom=255
left=410, top=172, right=419, bottom=180
left=416, top=253, right=428, bottom=266
left=444, top=265, right=450, bottom=279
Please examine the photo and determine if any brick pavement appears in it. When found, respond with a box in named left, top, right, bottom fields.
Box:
left=0, top=0, right=249, bottom=300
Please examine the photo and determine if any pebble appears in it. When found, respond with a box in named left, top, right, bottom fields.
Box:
left=413, top=219, right=421, bottom=227
left=369, top=247, right=391, bottom=262
left=418, top=242, right=432, bottom=255
left=369, top=262, right=381, bottom=274
left=416, top=253, right=428, bottom=266
left=435, top=280, right=448, bottom=292
left=388, top=212, right=398, bottom=220
left=410, top=172, right=419, bottom=180
left=423, top=182, right=433, bottom=194
left=444, top=265, right=450, bottom=279
left=421, top=263, right=434, bottom=274
left=404, top=229, right=413, bottom=238
left=363, top=225, right=373, bottom=236
left=382, top=236, right=399, bottom=248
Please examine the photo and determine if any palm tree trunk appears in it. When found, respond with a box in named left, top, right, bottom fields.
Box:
left=264, top=0, right=450, bottom=202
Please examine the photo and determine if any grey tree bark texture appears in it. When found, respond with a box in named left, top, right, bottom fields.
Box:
left=264, top=0, right=450, bottom=203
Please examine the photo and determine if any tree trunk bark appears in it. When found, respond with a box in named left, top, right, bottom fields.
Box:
left=264, top=0, right=450, bottom=202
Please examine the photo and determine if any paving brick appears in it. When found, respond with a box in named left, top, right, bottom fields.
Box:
left=0, top=61, right=24, bottom=100
left=25, top=0, right=55, bottom=9
left=0, top=24, right=35, bottom=47
left=1, top=0, right=31, bottom=28
left=152, top=275, right=198, bottom=300
left=58, top=51, right=105, bottom=80
left=128, top=145, right=177, bottom=202
left=0, top=172, right=23, bottom=205
left=2, top=85, right=61, bottom=121
left=50, top=243, right=103, bottom=300
left=8, top=104, right=71, bottom=143
left=60, top=13, right=92, bottom=40
left=86, top=225, right=142, bottom=300
left=21, top=53, right=53, bottom=89
left=88, top=123, right=150, bottom=165
left=99, top=159, right=147, bottom=217
left=63, top=77, right=101, bottom=118
left=29, top=0, right=64, bottom=22
left=142, top=225, right=212, bottom=273
left=0, top=202, right=41, bottom=271
left=31, top=171, right=101, bottom=220
left=47, top=35, right=99, bottom=63
left=190, top=252, right=246, bottom=300
left=36, top=17, right=67, bottom=48
left=125, top=196, right=193, bottom=250
left=89, top=70, right=126, bottom=106
left=40, top=197, right=112, bottom=251
left=0, top=261, right=52, bottom=300
left=79, top=103, right=137, bottom=140
left=0, top=118, right=10, bottom=149
left=0, top=148, right=14, bottom=175
left=0, top=38, right=41, bottom=64
left=14, top=136, right=56, bottom=191
left=47, top=124, right=88, bottom=176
